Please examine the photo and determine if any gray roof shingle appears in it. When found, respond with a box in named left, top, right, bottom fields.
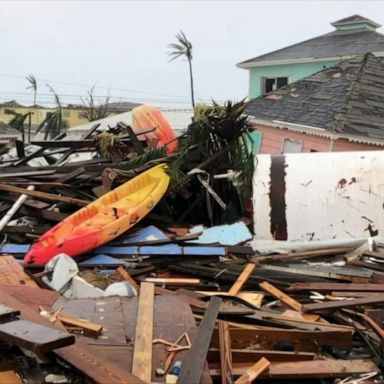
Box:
left=238, top=16, right=384, bottom=66
left=244, top=53, right=384, bottom=139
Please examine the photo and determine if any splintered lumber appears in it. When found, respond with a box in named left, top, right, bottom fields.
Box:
left=255, top=247, right=354, bottom=263
left=235, top=357, right=270, bottom=384
left=132, top=282, right=155, bottom=382
left=209, top=359, right=379, bottom=379
left=259, top=281, right=302, bottom=312
left=218, top=321, right=233, bottom=384
left=144, top=277, right=200, bottom=286
left=228, top=263, right=255, bottom=295
left=0, top=185, right=34, bottom=233
left=208, top=349, right=316, bottom=363
left=0, top=371, right=21, bottom=384
left=0, top=256, right=38, bottom=288
left=0, top=287, right=145, bottom=384
left=212, top=328, right=353, bottom=352
left=0, top=319, right=75, bottom=353
left=57, top=314, right=103, bottom=338
left=303, top=295, right=384, bottom=313
left=288, top=282, right=384, bottom=292
left=0, top=184, right=89, bottom=207
left=178, top=296, right=222, bottom=384
left=116, top=266, right=140, bottom=292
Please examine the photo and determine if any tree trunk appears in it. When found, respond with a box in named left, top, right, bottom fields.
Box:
left=188, top=58, right=195, bottom=110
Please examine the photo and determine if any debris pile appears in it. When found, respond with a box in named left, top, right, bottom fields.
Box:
left=0, top=103, right=383, bottom=383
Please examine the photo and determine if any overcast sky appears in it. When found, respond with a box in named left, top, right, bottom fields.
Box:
left=0, top=1, right=383, bottom=108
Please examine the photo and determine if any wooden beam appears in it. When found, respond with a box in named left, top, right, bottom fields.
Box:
left=116, top=266, right=140, bottom=293
left=218, top=321, right=233, bottom=384
left=132, top=282, right=155, bottom=383
left=0, top=371, right=21, bottom=384
left=0, top=319, right=75, bottom=353
left=0, top=184, right=89, bottom=207
left=303, top=295, right=384, bottom=313
left=210, top=359, right=379, bottom=379
left=255, top=247, right=353, bottom=263
left=211, top=328, right=352, bottom=352
left=178, top=296, right=222, bottom=384
left=259, top=281, right=302, bottom=312
left=287, top=283, right=384, bottom=292
left=57, top=314, right=103, bottom=338
left=228, top=263, right=255, bottom=296
left=235, top=357, right=270, bottom=384
left=208, top=349, right=316, bottom=363
left=144, top=278, right=200, bottom=286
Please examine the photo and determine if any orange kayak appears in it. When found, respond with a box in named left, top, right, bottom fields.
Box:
left=23, top=164, right=170, bottom=265
left=132, top=105, right=178, bottom=153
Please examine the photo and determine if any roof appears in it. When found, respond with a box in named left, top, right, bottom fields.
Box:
left=331, top=15, right=381, bottom=28
left=238, top=15, right=384, bottom=68
left=244, top=53, right=384, bottom=140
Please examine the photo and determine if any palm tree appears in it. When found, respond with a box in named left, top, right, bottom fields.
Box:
left=26, top=74, right=37, bottom=106
left=26, top=74, right=37, bottom=142
left=168, top=31, right=195, bottom=109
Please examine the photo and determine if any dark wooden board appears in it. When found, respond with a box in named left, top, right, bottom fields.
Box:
left=211, top=328, right=352, bottom=352
left=303, top=295, right=384, bottom=312
left=0, top=304, right=20, bottom=322
left=178, top=296, right=222, bottom=384
left=0, top=319, right=75, bottom=353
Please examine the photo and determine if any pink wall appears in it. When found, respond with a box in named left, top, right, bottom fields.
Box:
left=254, top=124, right=380, bottom=153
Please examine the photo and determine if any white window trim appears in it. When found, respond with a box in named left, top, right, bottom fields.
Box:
left=281, top=138, right=303, bottom=154
left=261, top=76, right=291, bottom=94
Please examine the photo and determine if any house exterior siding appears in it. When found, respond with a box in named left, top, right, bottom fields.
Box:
left=249, top=60, right=338, bottom=98
left=253, top=124, right=381, bottom=153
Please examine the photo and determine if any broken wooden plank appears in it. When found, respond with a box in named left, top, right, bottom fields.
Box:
left=0, top=287, right=145, bottom=384
left=211, top=328, right=353, bottom=352
left=116, top=266, right=140, bottom=292
left=303, top=295, right=384, bottom=313
left=260, top=264, right=370, bottom=283
left=287, top=282, right=384, bottom=292
left=144, top=278, right=200, bottom=286
left=0, top=256, right=38, bottom=287
left=0, top=371, right=21, bottom=384
left=218, top=321, right=233, bottom=384
left=254, top=247, right=354, bottom=263
left=178, top=296, right=222, bottom=384
left=132, top=282, right=155, bottom=382
left=259, top=281, right=302, bottom=312
left=228, top=263, right=255, bottom=296
left=235, top=357, right=270, bottom=384
left=208, top=349, right=316, bottom=363
left=209, top=359, right=379, bottom=379
left=57, top=314, right=103, bottom=338
left=0, top=319, right=75, bottom=353
left=0, top=183, right=89, bottom=207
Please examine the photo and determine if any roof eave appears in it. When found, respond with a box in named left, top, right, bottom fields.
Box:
left=237, top=50, right=384, bottom=69
left=247, top=117, right=384, bottom=146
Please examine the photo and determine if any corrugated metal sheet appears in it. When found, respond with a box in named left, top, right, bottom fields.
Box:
left=253, top=150, right=384, bottom=241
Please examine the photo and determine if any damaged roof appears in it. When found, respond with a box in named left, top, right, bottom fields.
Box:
left=238, top=15, right=384, bottom=67
left=245, top=53, right=384, bottom=139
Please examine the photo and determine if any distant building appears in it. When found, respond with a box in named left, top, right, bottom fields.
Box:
left=238, top=15, right=384, bottom=98
left=0, top=121, right=22, bottom=143
left=0, top=100, right=141, bottom=132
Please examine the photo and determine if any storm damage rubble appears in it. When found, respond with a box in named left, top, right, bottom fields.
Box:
left=0, top=103, right=382, bottom=383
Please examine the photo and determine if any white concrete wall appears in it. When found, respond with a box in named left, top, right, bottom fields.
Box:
left=253, top=151, right=384, bottom=241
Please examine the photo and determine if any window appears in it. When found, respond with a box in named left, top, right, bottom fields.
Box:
left=282, top=138, right=302, bottom=153
left=263, top=76, right=288, bottom=93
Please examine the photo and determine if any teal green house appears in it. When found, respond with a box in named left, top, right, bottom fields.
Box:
left=237, top=15, right=384, bottom=98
